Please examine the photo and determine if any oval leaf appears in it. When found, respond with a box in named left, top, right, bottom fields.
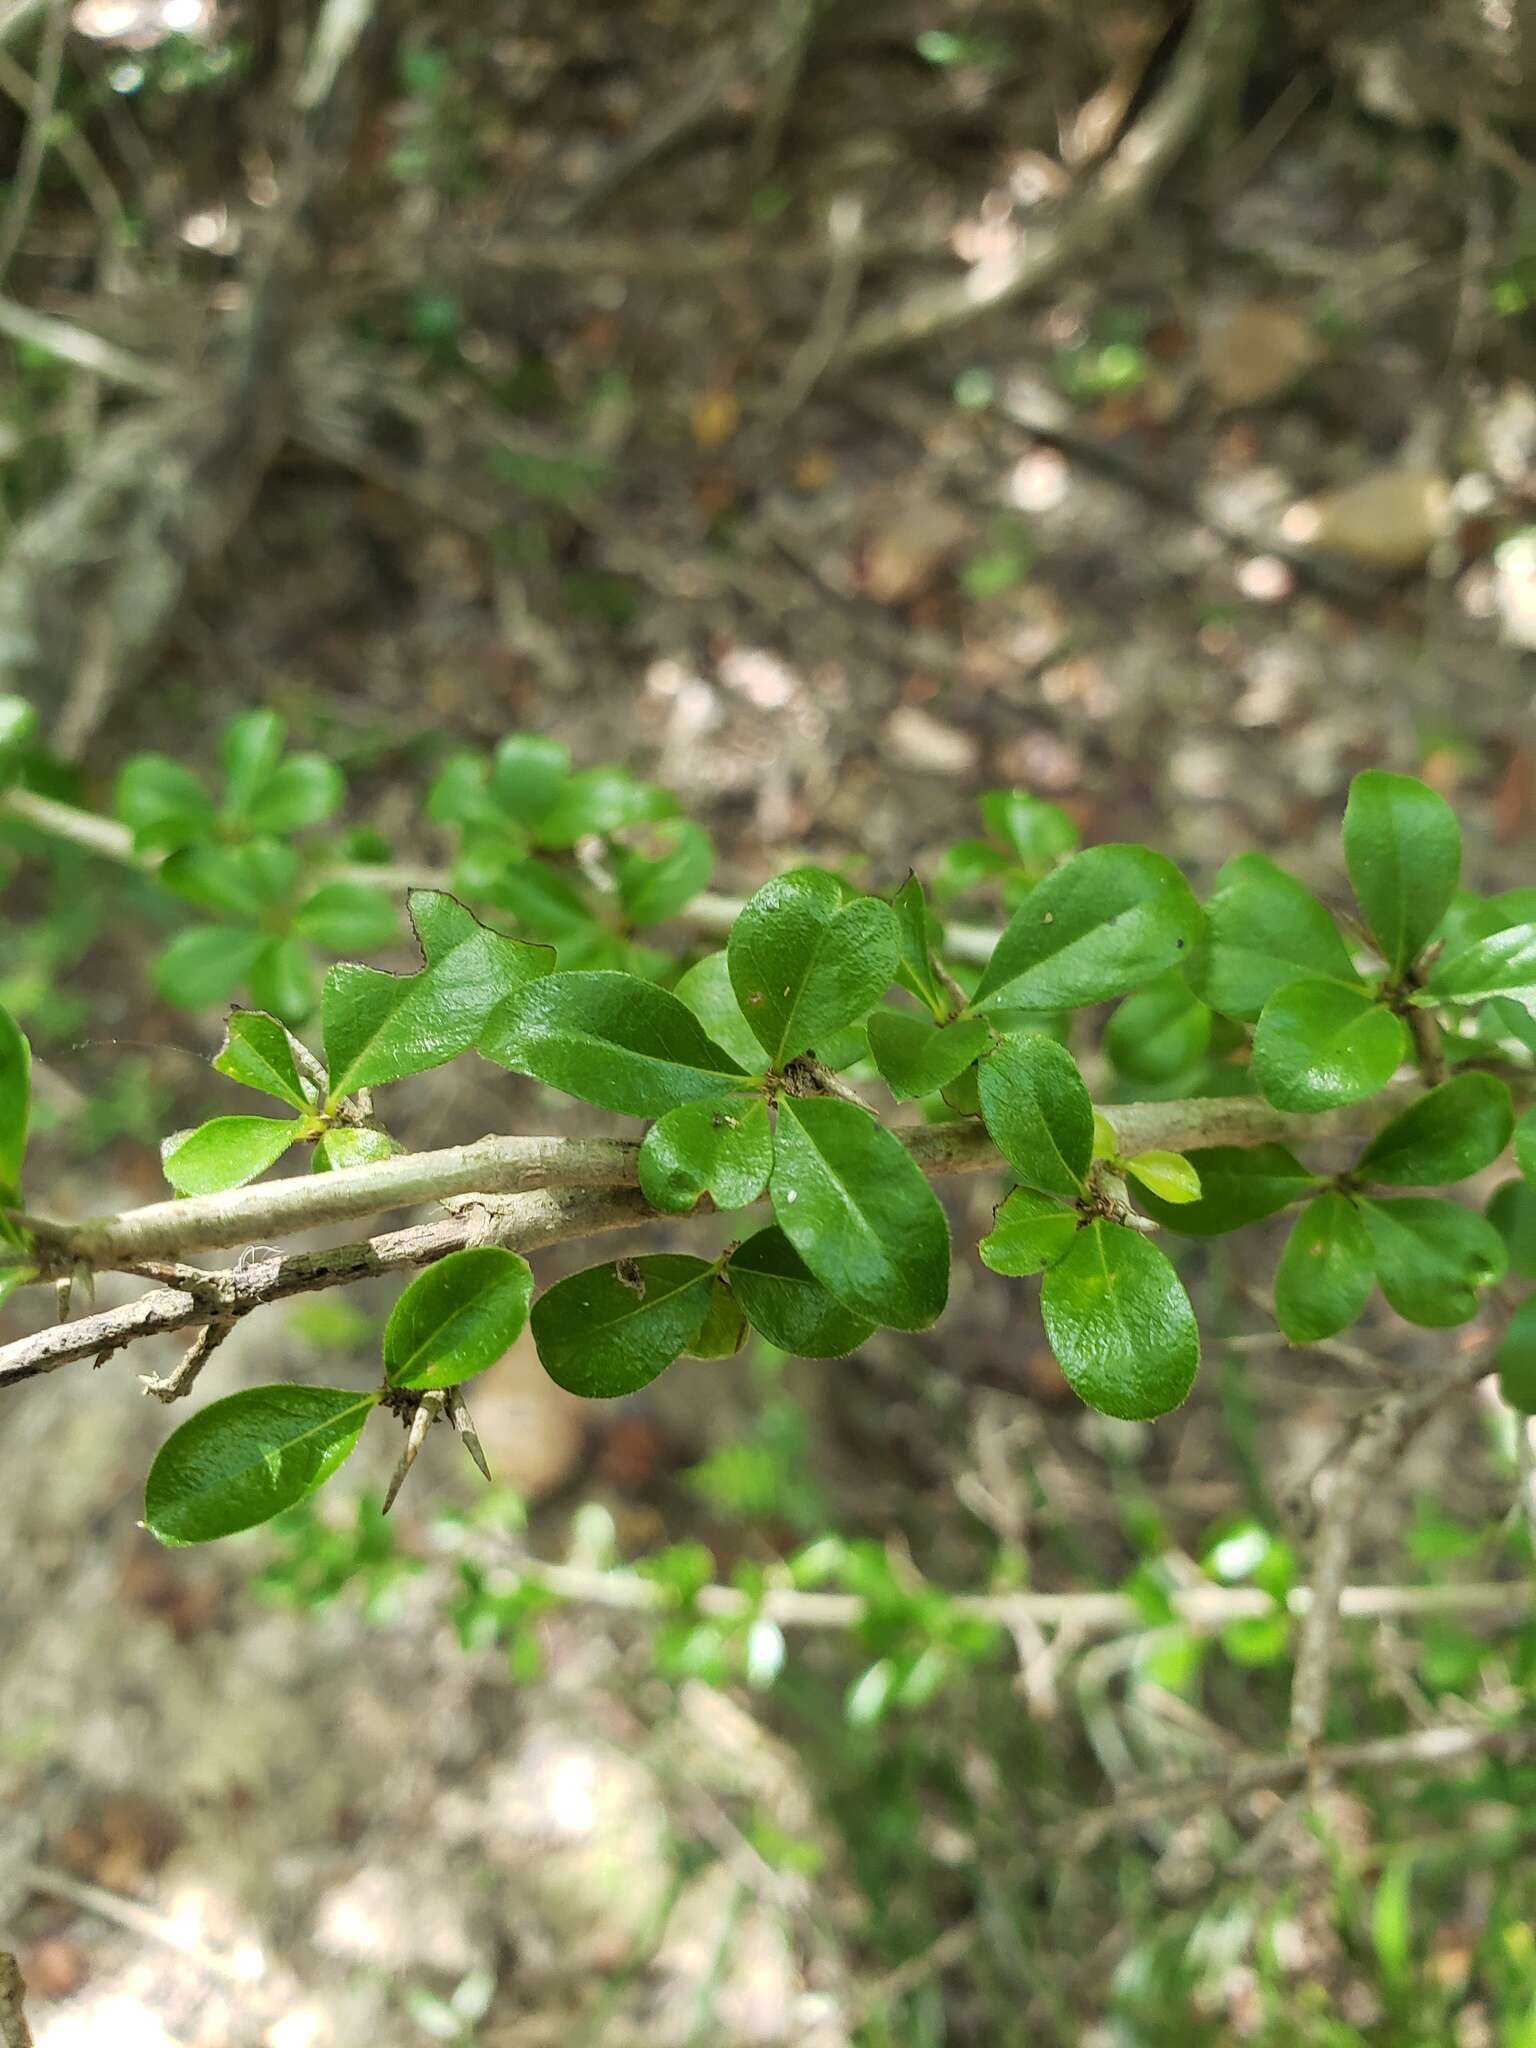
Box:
left=977, top=1034, right=1093, bottom=1200
left=1123, top=1151, right=1202, bottom=1206
left=1135, top=1143, right=1319, bottom=1237
left=312, top=1126, right=401, bottom=1172
left=531, top=1253, right=715, bottom=1397
left=1362, top=1197, right=1507, bottom=1328
left=1039, top=1220, right=1199, bottom=1421
left=1274, top=1192, right=1374, bottom=1343
left=161, top=1115, right=300, bottom=1196
left=1487, top=1180, right=1536, bottom=1281
left=1356, top=1073, right=1513, bottom=1186
left=1427, top=923, right=1536, bottom=1010
left=978, top=1188, right=1080, bottom=1276
left=970, top=845, right=1202, bottom=1014
left=1104, top=974, right=1213, bottom=1084
left=673, top=951, right=770, bottom=1073
left=639, top=1095, right=773, bottom=1213
left=1519, top=1104, right=1536, bottom=1187
left=484, top=970, right=746, bottom=1116
left=728, top=870, right=900, bottom=1066
left=1252, top=979, right=1408, bottom=1111
left=1497, top=1296, right=1536, bottom=1415
left=213, top=1010, right=313, bottom=1111
left=384, top=1247, right=533, bottom=1389
left=1343, top=771, right=1461, bottom=976
left=866, top=1011, right=989, bottom=1103
left=688, top=1278, right=749, bottom=1360
left=726, top=1226, right=875, bottom=1357
left=145, top=1385, right=376, bottom=1545
left=1186, top=851, right=1359, bottom=1023
left=770, top=1098, right=950, bottom=1331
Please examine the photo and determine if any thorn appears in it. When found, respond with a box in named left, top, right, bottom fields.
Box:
left=447, top=1386, right=493, bottom=1483
left=381, top=1389, right=447, bottom=1515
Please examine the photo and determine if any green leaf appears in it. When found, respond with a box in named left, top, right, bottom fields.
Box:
left=472, top=852, right=596, bottom=939
left=673, top=951, right=769, bottom=1073
left=161, top=1115, right=300, bottom=1195
left=1356, top=1073, right=1513, bottom=1186
left=159, top=839, right=299, bottom=923
left=213, top=1010, right=313, bottom=1111
left=1520, top=1103, right=1536, bottom=1186
left=531, top=1254, right=715, bottom=1397
left=1123, top=1151, right=1201, bottom=1205
left=613, top=819, right=713, bottom=926
left=1133, top=1143, right=1319, bottom=1236
left=728, top=870, right=900, bottom=1066
left=891, top=873, right=949, bottom=1019
left=220, top=709, right=286, bottom=813
left=484, top=970, right=746, bottom=1116
left=866, top=1011, right=989, bottom=1102
left=489, top=732, right=570, bottom=823
left=312, top=1126, right=401, bottom=1172
left=293, top=882, right=400, bottom=954
left=1362, top=1197, right=1506, bottom=1327
left=1039, top=1221, right=1199, bottom=1420
left=1274, top=1193, right=1374, bottom=1342
left=114, top=753, right=216, bottom=852
left=932, top=837, right=1013, bottom=899
left=687, top=1279, right=749, bottom=1360
left=1104, top=973, right=1212, bottom=1084
left=1426, top=923, right=1536, bottom=1009
left=977, top=1034, right=1093, bottom=1200
left=1343, top=770, right=1461, bottom=975
left=154, top=926, right=272, bottom=1008
left=324, top=890, right=552, bottom=1103
left=0, top=1003, right=30, bottom=1191
left=535, top=766, right=675, bottom=849
left=242, top=753, right=345, bottom=835
left=145, top=1385, right=376, bottom=1545
left=248, top=936, right=318, bottom=1024
left=0, top=693, right=37, bottom=756
left=1185, top=851, right=1359, bottom=1022
left=639, top=1095, right=773, bottom=1212
left=1487, top=1180, right=1536, bottom=1280
left=1497, top=1296, right=1536, bottom=1415
left=978, top=789, right=1078, bottom=874
left=1251, top=978, right=1408, bottom=1111
left=384, top=1247, right=535, bottom=1389
left=769, top=1098, right=949, bottom=1331
left=726, top=1226, right=875, bottom=1356
left=970, top=845, right=1202, bottom=1013
left=978, top=1188, right=1079, bottom=1276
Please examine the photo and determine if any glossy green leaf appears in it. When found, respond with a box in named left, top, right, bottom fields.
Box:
left=970, top=845, right=1202, bottom=1014
left=161, top=1115, right=300, bottom=1196
left=1274, top=1193, right=1374, bottom=1342
left=1251, top=979, right=1408, bottom=1111
left=1426, top=923, right=1536, bottom=1009
left=726, top=1226, right=875, bottom=1357
left=1343, top=770, right=1461, bottom=975
left=114, top=753, right=216, bottom=851
left=613, top=820, right=713, bottom=926
left=891, top=873, right=949, bottom=1019
left=242, top=753, right=344, bottom=835
left=639, top=1094, right=773, bottom=1212
left=1487, top=1180, right=1536, bottom=1280
left=145, top=1385, right=376, bottom=1545
left=1104, top=973, right=1212, bottom=1084
left=977, top=1034, right=1093, bottom=1200
left=220, top=709, right=286, bottom=813
left=248, top=936, right=318, bottom=1024
left=1356, top=1073, right=1513, bottom=1186
left=154, top=926, right=271, bottom=1008
left=212, top=1010, right=312, bottom=1111
left=1186, top=851, right=1358, bottom=1022
left=866, top=1011, right=989, bottom=1102
left=770, top=1098, right=950, bottom=1331
left=728, top=870, right=900, bottom=1066
left=384, top=1247, right=534, bottom=1389
left=160, top=839, right=299, bottom=923
left=673, top=951, right=769, bottom=1073
left=978, top=789, right=1078, bottom=874
left=293, top=882, right=400, bottom=954
left=532, top=1254, right=715, bottom=1397
left=489, top=732, right=570, bottom=823
left=1362, top=1197, right=1507, bottom=1327
left=325, top=890, right=552, bottom=1104
left=1134, top=1143, right=1319, bottom=1236
left=312, top=1126, right=401, bottom=1172
left=485, top=971, right=746, bottom=1116
left=1040, top=1221, right=1199, bottom=1420
left=978, top=1188, right=1079, bottom=1276
left=687, top=1279, right=749, bottom=1360
left=0, top=1003, right=30, bottom=1192
left=1497, top=1296, right=1536, bottom=1415
left=1123, top=1151, right=1201, bottom=1205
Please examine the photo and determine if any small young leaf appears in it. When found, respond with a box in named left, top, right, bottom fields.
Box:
left=159, top=839, right=299, bottom=922
left=1251, top=979, right=1408, bottom=1111
left=969, top=845, right=1202, bottom=1014
left=293, top=882, right=400, bottom=953
left=489, top=732, right=570, bottom=823
left=532, top=1254, right=715, bottom=1397
left=220, top=708, right=286, bottom=813
left=1274, top=1193, right=1374, bottom=1342
left=770, top=1098, right=950, bottom=1331
left=535, top=766, right=675, bottom=848
left=1185, top=851, right=1359, bottom=1022
left=312, top=1126, right=401, bottom=1172
left=1343, top=770, right=1461, bottom=976
left=484, top=971, right=746, bottom=1116
left=145, top=1385, right=376, bottom=1545
left=384, top=1247, right=535, bottom=1389
left=248, top=936, right=318, bottom=1024
left=1356, top=1073, right=1513, bottom=1186
left=155, top=926, right=271, bottom=1008
left=639, top=1095, right=773, bottom=1212
left=673, top=951, right=770, bottom=1073
left=978, top=1188, right=1079, bottom=1276
left=978, top=789, right=1079, bottom=874
left=115, top=753, right=216, bottom=852
left=213, top=1010, right=313, bottom=1111
left=0, top=1003, right=30, bottom=1192
left=1497, top=1296, right=1536, bottom=1415
left=688, top=1279, right=749, bottom=1360
left=728, top=870, right=900, bottom=1066
left=1487, top=1180, right=1536, bottom=1280
left=1425, top=923, right=1536, bottom=1010
left=891, top=873, right=949, bottom=1019
left=325, top=890, right=552, bottom=1103
left=242, top=753, right=345, bottom=835
left=1040, top=1221, right=1199, bottom=1420
left=1362, top=1197, right=1507, bottom=1327
left=726, top=1226, right=876, bottom=1356
left=1123, top=1151, right=1201, bottom=1205
left=1134, top=1144, right=1320, bottom=1236
left=977, top=1034, right=1094, bottom=1199
left=613, top=820, right=713, bottom=926
left=1104, top=974, right=1212, bottom=1084
left=866, top=1011, right=989, bottom=1102
left=161, top=1115, right=300, bottom=1196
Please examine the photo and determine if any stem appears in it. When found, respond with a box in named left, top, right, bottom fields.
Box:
left=1407, top=1003, right=1447, bottom=1087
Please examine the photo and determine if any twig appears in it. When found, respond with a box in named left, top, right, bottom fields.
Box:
left=764, top=194, right=865, bottom=423
left=748, top=0, right=816, bottom=181
left=20, top=1862, right=253, bottom=1985
left=0, top=1954, right=33, bottom=2048
left=0, top=0, right=67, bottom=287
left=140, top=1316, right=236, bottom=1403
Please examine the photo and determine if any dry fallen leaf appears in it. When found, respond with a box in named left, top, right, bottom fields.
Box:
left=1285, top=468, right=1450, bottom=571
left=1199, top=300, right=1323, bottom=408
